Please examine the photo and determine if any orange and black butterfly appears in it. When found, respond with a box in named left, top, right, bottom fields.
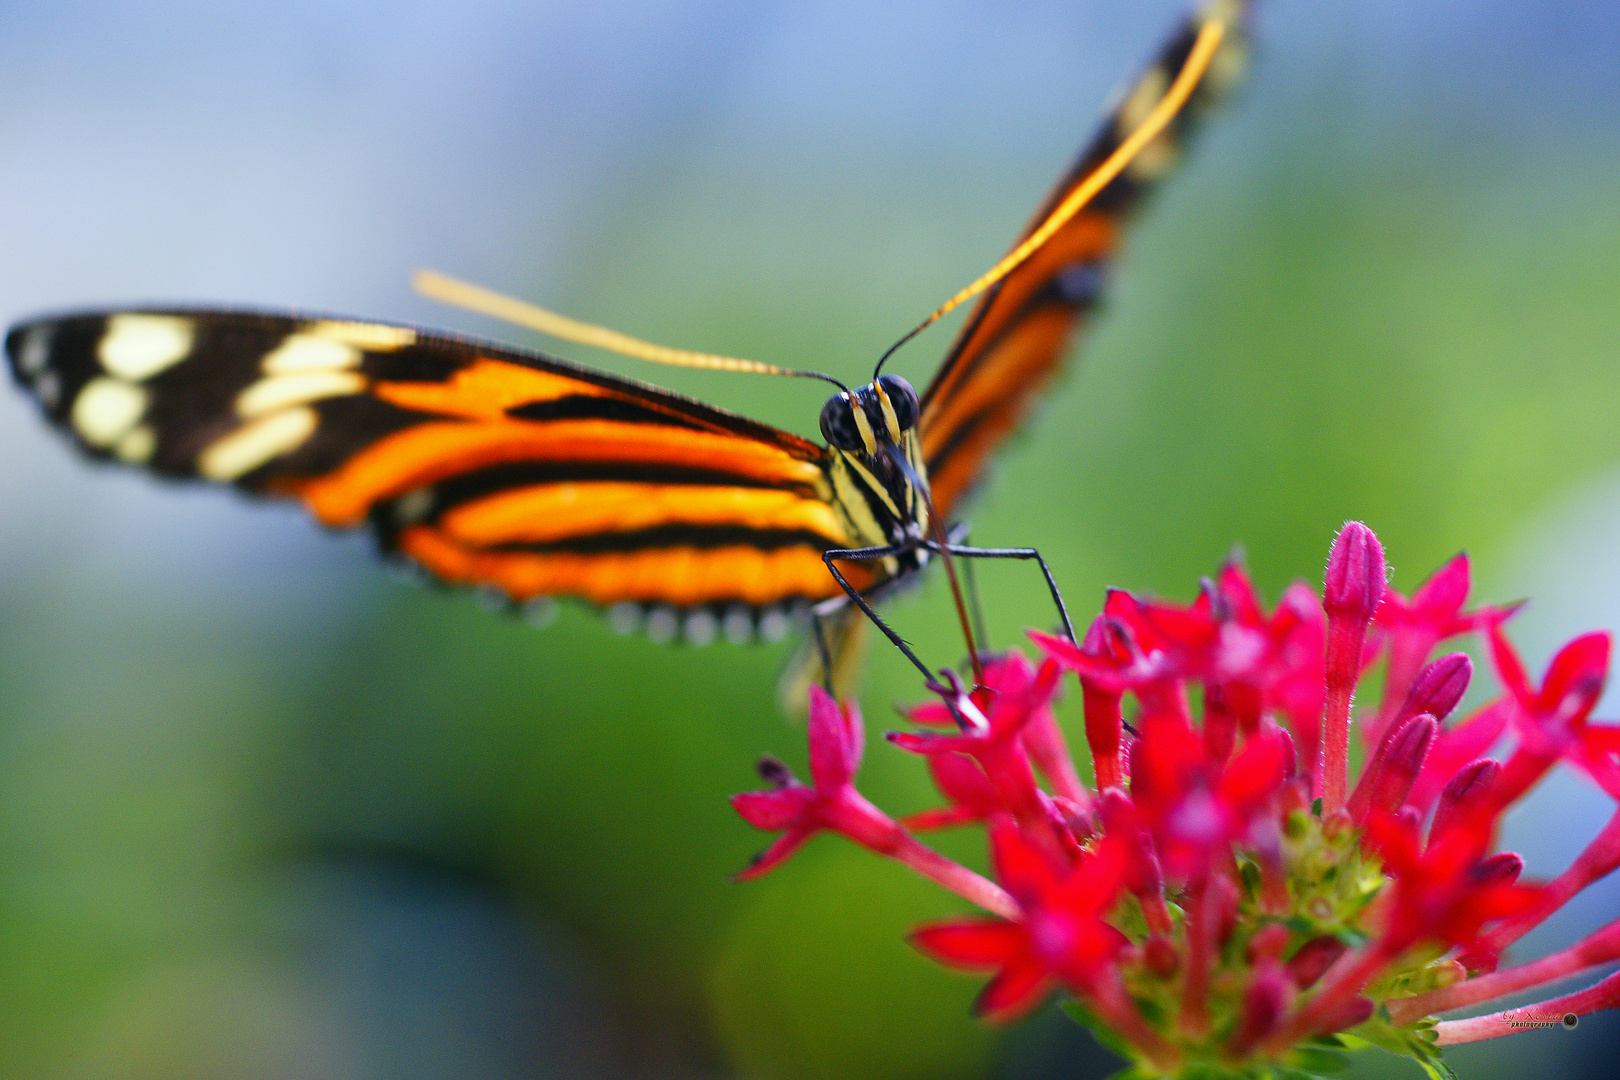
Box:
left=5, top=2, right=1248, bottom=692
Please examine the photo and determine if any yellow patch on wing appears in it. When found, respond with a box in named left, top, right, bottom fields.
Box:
left=440, top=482, right=848, bottom=547
left=236, top=369, right=367, bottom=417
left=98, top=314, right=194, bottom=380
left=305, top=320, right=417, bottom=351
left=114, top=424, right=157, bottom=464
left=71, top=376, right=148, bottom=446
left=262, top=334, right=362, bottom=375
left=198, top=406, right=320, bottom=481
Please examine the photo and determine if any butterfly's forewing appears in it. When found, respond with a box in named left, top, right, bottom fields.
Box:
left=919, top=2, right=1249, bottom=517
left=6, top=311, right=869, bottom=622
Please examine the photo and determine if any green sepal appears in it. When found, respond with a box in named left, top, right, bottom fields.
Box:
left=1340, top=1016, right=1456, bottom=1080
left=1288, top=1046, right=1350, bottom=1074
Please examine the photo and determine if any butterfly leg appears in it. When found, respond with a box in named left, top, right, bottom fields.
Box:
left=821, top=543, right=934, bottom=681
left=936, top=521, right=992, bottom=652
left=929, top=542, right=1078, bottom=646
left=809, top=612, right=836, bottom=694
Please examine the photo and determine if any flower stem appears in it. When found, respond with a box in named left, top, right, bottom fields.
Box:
left=1389, top=916, right=1620, bottom=1025
left=1435, top=968, right=1620, bottom=1045
left=893, top=835, right=1020, bottom=920
left=1320, top=674, right=1355, bottom=814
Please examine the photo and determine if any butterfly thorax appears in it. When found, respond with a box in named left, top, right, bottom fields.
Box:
left=818, top=375, right=932, bottom=578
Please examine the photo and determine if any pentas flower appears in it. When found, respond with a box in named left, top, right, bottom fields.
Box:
left=730, top=523, right=1620, bottom=1078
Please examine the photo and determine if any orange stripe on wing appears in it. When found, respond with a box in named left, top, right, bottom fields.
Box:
left=372, top=358, right=616, bottom=420
left=923, top=307, right=1075, bottom=516
left=399, top=525, right=866, bottom=606
left=294, top=419, right=828, bottom=527
left=439, top=481, right=849, bottom=547
left=922, top=212, right=1116, bottom=440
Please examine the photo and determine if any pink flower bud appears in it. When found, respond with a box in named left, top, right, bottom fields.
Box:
left=1475, top=851, right=1524, bottom=886
left=1286, top=936, right=1347, bottom=990
left=1230, top=960, right=1293, bottom=1056
left=1276, top=727, right=1298, bottom=781
left=1397, top=653, right=1473, bottom=726
left=1370, top=714, right=1436, bottom=817
left=1320, top=523, right=1387, bottom=814
left=1430, top=758, right=1501, bottom=844
left=1323, top=521, right=1386, bottom=621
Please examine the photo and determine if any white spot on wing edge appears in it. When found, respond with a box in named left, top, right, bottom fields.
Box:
left=197, top=406, right=317, bottom=481
left=1126, top=135, right=1178, bottom=181
left=606, top=602, right=642, bottom=636
left=71, top=376, right=148, bottom=446
left=307, top=320, right=416, bottom=351
left=722, top=605, right=754, bottom=645
left=521, top=596, right=557, bottom=628
left=32, top=370, right=61, bottom=408
left=683, top=609, right=718, bottom=647
left=15, top=325, right=53, bottom=376
left=114, top=424, right=157, bottom=464
left=757, top=606, right=789, bottom=643
left=262, top=334, right=362, bottom=374
left=235, top=369, right=365, bottom=417
left=644, top=606, right=679, bottom=644
left=98, top=314, right=194, bottom=380
left=474, top=585, right=508, bottom=612
left=1117, top=65, right=1170, bottom=136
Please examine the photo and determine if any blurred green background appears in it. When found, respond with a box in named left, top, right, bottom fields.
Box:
left=2, top=2, right=1619, bottom=1078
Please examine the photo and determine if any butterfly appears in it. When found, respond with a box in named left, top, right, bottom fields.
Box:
left=5, top=2, right=1248, bottom=693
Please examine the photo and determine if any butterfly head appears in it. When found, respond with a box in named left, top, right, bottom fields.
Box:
left=819, top=375, right=929, bottom=544
left=819, top=374, right=919, bottom=457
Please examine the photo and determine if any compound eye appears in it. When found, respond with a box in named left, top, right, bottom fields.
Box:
left=819, top=394, right=865, bottom=451
left=877, top=374, right=919, bottom=430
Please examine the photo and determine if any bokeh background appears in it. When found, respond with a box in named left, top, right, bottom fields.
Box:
left=2, top=1, right=1619, bottom=1077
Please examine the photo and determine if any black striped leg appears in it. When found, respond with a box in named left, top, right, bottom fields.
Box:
left=821, top=543, right=934, bottom=682
left=922, top=541, right=1078, bottom=645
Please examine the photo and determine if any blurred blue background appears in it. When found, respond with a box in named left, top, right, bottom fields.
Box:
left=2, top=2, right=1619, bottom=1077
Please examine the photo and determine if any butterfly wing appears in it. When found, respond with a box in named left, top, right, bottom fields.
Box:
left=918, top=1, right=1250, bottom=517
left=6, top=309, right=867, bottom=629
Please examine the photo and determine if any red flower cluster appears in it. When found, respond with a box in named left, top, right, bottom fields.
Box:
left=730, top=523, right=1620, bottom=1076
